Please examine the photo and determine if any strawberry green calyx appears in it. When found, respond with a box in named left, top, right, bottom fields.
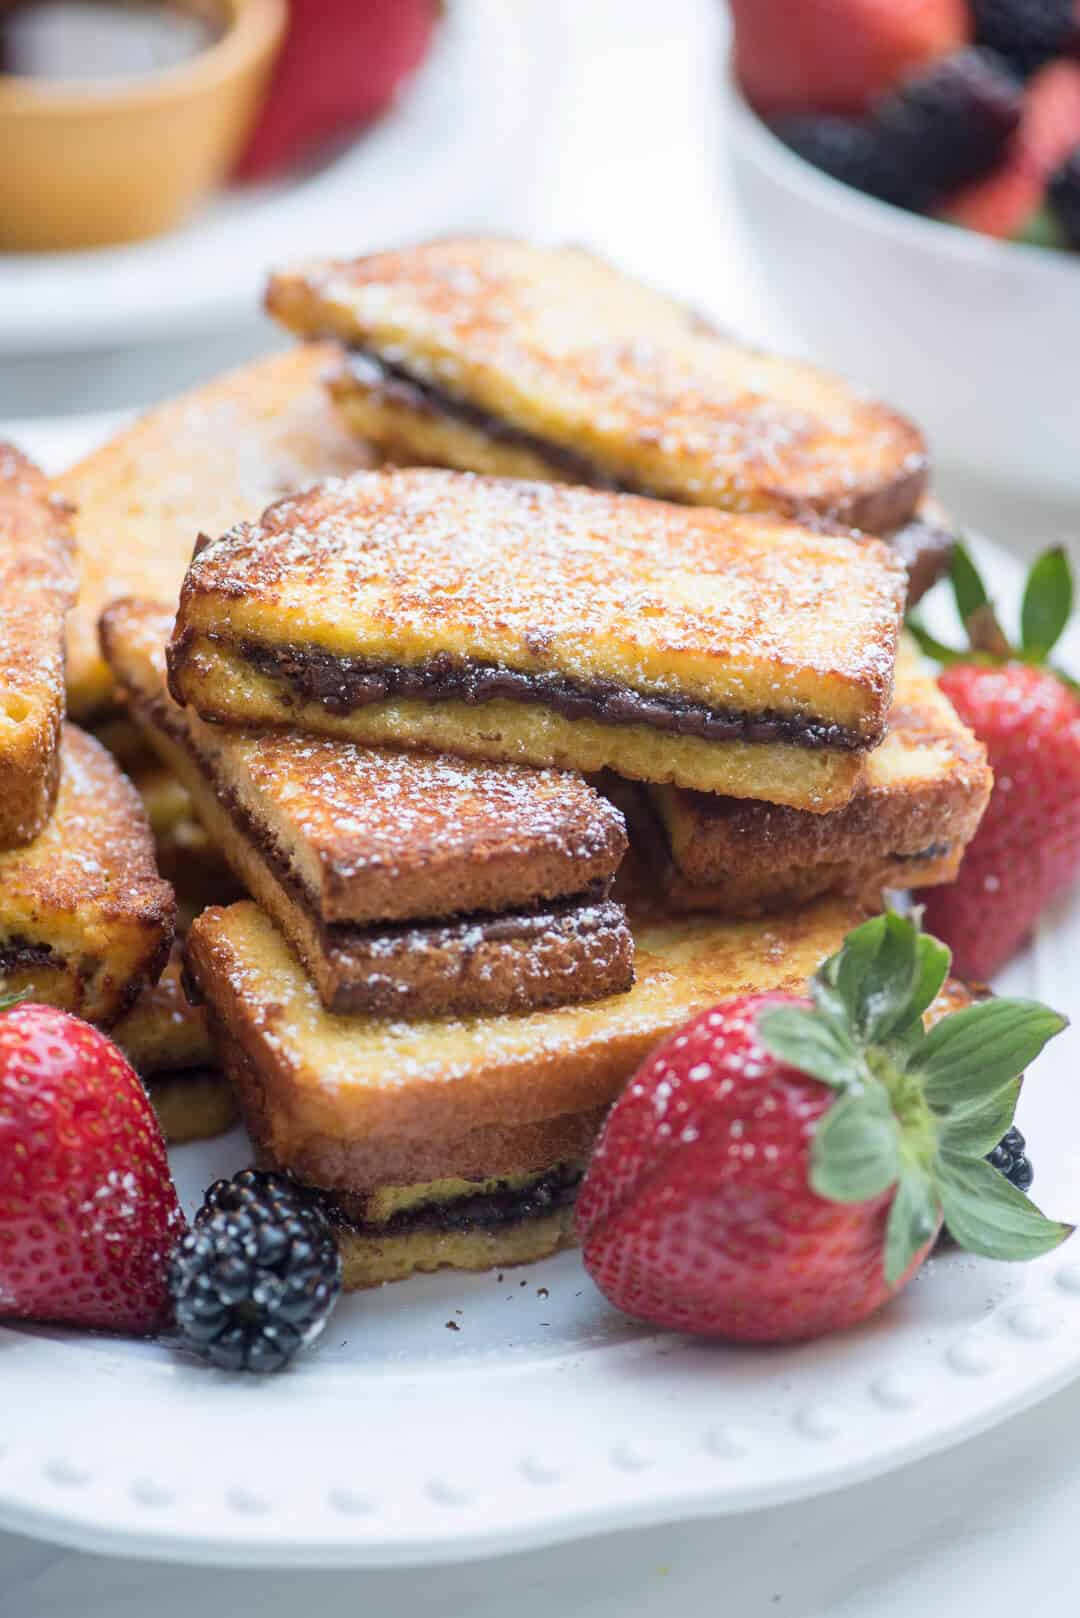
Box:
left=0, top=991, right=30, bottom=1014
left=908, top=541, right=1077, bottom=691
left=757, top=910, right=1071, bottom=1284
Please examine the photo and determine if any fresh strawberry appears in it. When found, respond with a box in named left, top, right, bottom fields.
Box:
left=941, top=59, right=1080, bottom=237
left=234, top=0, right=440, bottom=182
left=578, top=912, right=1069, bottom=1342
left=731, top=0, right=971, bottom=118
left=910, top=544, right=1080, bottom=980
left=0, top=1002, right=184, bottom=1335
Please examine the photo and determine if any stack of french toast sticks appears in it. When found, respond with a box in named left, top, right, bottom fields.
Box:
left=1, top=239, right=993, bottom=1288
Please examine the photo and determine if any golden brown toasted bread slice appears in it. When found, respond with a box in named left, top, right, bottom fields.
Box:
left=184, top=893, right=865, bottom=1197
left=0, top=445, right=78, bottom=848
left=56, top=343, right=373, bottom=721
left=113, top=942, right=236, bottom=1145
left=104, top=597, right=633, bottom=1018
left=167, top=470, right=906, bottom=809
left=267, top=239, right=927, bottom=534
left=0, top=725, right=174, bottom=1024
left=640, top=642, right=993, bottom=915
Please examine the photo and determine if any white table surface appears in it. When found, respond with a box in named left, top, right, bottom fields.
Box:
left=3, top=0, right=1078, bottom=1608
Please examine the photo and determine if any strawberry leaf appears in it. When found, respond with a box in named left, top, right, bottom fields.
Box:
left=0, top=990, right=30, bottom=1014
left=854, top=910, right=922, bottom=1042
left=884, top=1163, right=940, bottom=1286
left=915, top=999, right=1068, bottom=1108
left=1020, top=546, right=1073, bottom=663
left=811, top=1088, right=900, bottom=1204
left=908, top=932, right=953, bottom=1025
left=950, top=541, right=991, bottom=625
left=938, top=1154, right=1072, bottom=1261
left=939, top=1078, right=1022, bottom=1160
left=756, top=1005, right=858, bottom=1089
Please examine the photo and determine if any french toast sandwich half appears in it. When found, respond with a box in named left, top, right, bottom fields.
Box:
left=184, top=894, right=866, bottom=1287
left=103, top=598, right=634, bottom=1020
left=267, top=239, right=928, bottom=538
left=166, top=469, right=907, bottom=811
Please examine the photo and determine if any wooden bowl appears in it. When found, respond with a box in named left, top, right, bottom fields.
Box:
left=0, top=0, right=286, bottom=251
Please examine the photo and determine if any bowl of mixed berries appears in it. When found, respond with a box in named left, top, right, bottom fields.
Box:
left=724, top=0, right=1080, bottom=498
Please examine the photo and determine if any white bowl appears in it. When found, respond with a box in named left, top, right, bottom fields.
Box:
left=723, top=64, right=1080, bottom=501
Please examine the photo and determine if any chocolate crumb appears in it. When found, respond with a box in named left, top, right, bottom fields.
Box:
left=445, top=1320, right=460, bottom=1332
left=537, top=1287, right=549, bottom=1299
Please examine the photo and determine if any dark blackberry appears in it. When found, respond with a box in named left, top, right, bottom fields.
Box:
left=771, top=116, right=922, bottom=209
left=986, top=1126, right=1034, bottom=1193
left=972, top=0, right=1078, bottom=77
left=874, top=48, right=1023, bottom=209
left=169, top=1169, right=342, bottom=1373
left=1049, top=146, right=1080, bottom=245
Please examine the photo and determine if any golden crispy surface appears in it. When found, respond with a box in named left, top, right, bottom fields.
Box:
left=651, top=643, right=992, bottom=910
left=114, top=942, right=212, bottom=1075
left=268, top=239, right=927, bottom=531
left=0, top=725, right=174, bottom=1025
left=0, top=445, right=78, bottom=848
left=56, top=343, right=373, bottom=719
left=185, top=894, right=865, bottom=1191
left=172, top=469, right=903, bottom=731
left=105, top=598, right=627, bottom=924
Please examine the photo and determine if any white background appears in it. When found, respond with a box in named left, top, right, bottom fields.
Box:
left=2, top=0, right=1079, bottom=1609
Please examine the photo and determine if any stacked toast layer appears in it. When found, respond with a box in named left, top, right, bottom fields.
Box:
left=167, top=469, right=907, bottom=808
left=185, top=894, right=864, bottom=1285
left=0, top=446, right=78, bottom=848
left=104, top=598, right=633, bottom=1019
left=268, top=238, right=928, bottom=534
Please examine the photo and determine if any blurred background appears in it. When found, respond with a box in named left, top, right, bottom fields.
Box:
left=1, top=0, right=1077, bottom=554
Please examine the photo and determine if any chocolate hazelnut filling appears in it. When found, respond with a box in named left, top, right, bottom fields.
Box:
left=235, top=639, right=871, bottom=751
left=328, top=1162, right=584, bottom=1237
left=0, top=938, right=56, bottom=973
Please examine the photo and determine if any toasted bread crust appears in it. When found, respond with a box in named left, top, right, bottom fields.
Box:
left=646, top=646, right=992, bottom=913
left=184, top=895, right=865, bottom=1191
left=56, top=344, right=373, bottom=719
left=0, top=725, right=175, bottom=1025
left=0, top=445, right=78, bottom=849
left=145, top=1070, right=238, bottom=1144
left=268, top=239, right=927, bottom=531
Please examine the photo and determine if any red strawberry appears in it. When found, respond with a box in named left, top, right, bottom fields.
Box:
left=234, top=0, right=440, bottom=182
left=0, top=1002, right=185, bottom=1335
left=731, top=0, right=970, bottom=118
left=912, top=545, right=1080, bottom=980
left=578, top=911, right=1069, bottom=1343
left=941, top=59, right=1080, bottom=237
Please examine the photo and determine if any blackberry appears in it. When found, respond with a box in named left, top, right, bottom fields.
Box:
left=874, top=48, right=1023, bottom=209
left=169, top=1169, right=342, bottom=1373
left=771, top=116, right=921, bottom=210
left=986, top=1126, right=1034, bottom=1194
left=1049, top=146, right=1080, bottom=246
left=972, top=0, right=1078, bottom=77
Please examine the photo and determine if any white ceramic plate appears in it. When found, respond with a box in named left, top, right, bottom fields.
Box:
left=0, top=0, right=535, bottom=354
left=2, top=415, right=1079, bottom=1569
